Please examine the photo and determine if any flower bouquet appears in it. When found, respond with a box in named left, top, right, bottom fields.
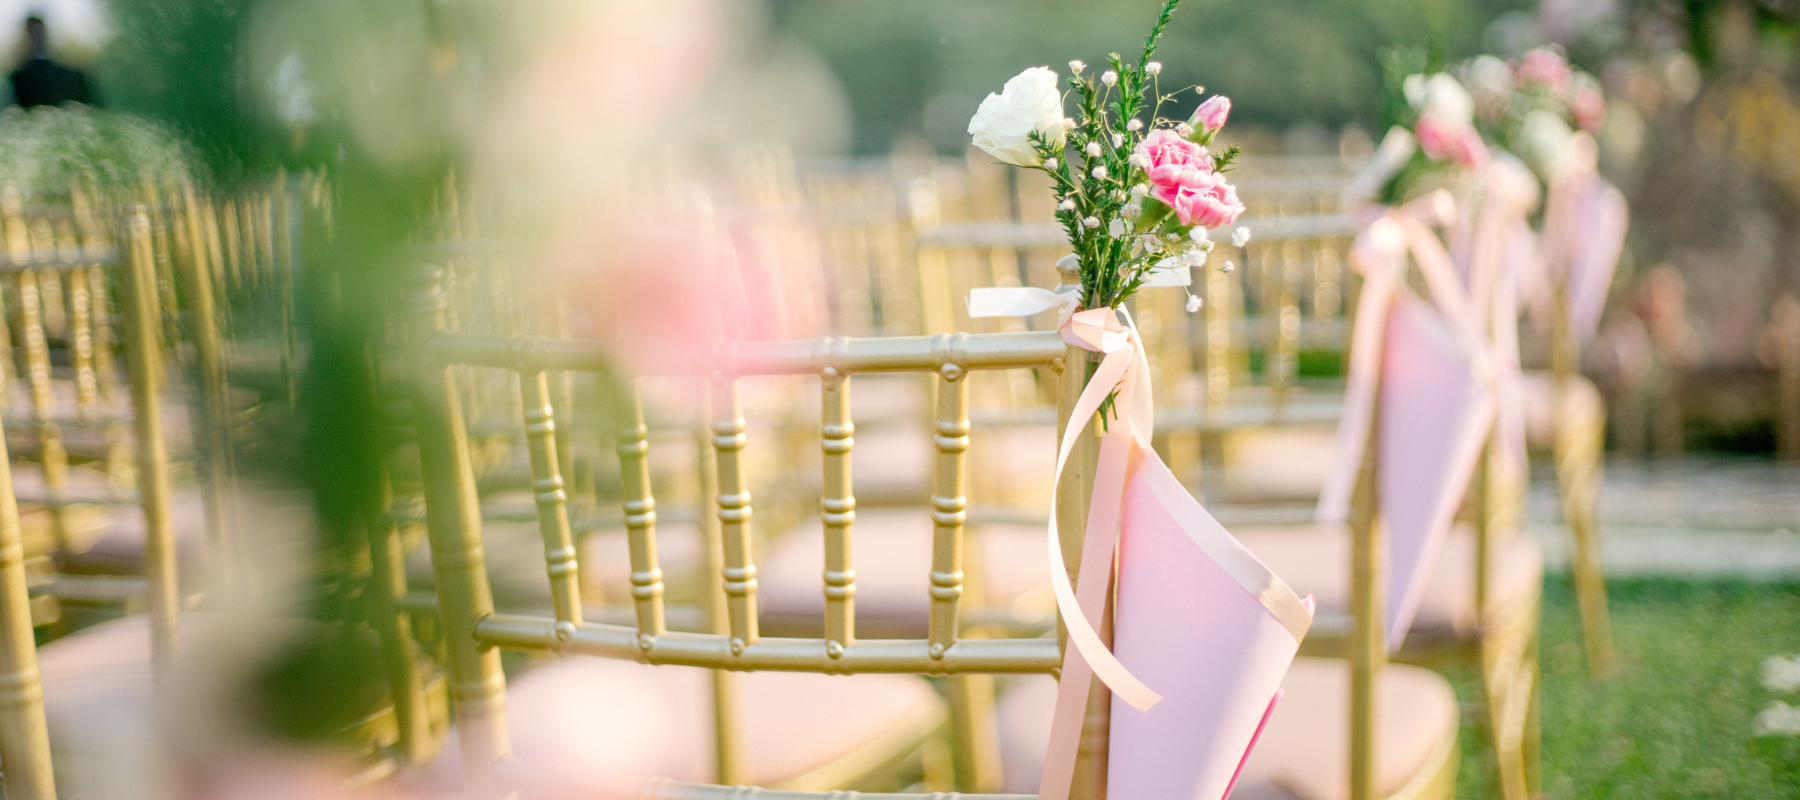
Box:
left=1345, top=54, right=1491, bottom=208
left=1463, top=46, right=1606, bottom=180
left=964, top=4, right=1314, bottom=800
left=966, top=0, right=1248, bottom=315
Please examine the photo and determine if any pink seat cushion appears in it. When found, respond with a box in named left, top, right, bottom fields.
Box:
left=1233, top=522, right=1542, bottom=642
left=424, top=657, right=944, bottom=794
left=1220, top=425, right=1341, bottom=504
left=59, top=487, right=211, bottom=580
left=756, top=509, right=1051, bottom=638
left=1519, top=370, right=1604, bottom=451
left=406, top=522, right=703, bottom=614
left=997, top=658, right=1458, bottom=800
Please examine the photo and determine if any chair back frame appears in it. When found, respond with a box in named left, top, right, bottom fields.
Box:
left=408, top=263, right=1099, bottom=797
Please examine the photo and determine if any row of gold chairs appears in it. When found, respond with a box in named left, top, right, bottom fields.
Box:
left=351, top=150, right=1611, bottom=800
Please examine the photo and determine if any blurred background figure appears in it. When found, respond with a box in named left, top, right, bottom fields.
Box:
left=9, top=15, right=91, bottom=107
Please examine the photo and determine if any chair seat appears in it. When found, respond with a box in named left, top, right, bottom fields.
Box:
left=1219, top=424, right=1341, bottom=504
left=996, top=659, right=1459, bottom=800
left=1519, top=370, right=1604, bottom=451
left=55, top=487, right=211, bottom=581
left=424, top=657, right=946, bottom=794
left=1234, top=522, right=1543, bottom=646
left=756, top=508, right=1052, bottom=638
left=406, top=522, right=705, bottom=614
left=38, top=614, right=398, bottom=798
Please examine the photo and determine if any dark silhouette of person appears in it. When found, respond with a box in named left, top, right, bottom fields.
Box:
left=9, top=16, right=92, bottom=108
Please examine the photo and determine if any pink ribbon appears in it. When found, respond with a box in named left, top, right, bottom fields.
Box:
left=1318, top=190, right=1503, bottom=649
left=1542, top=134, right=1629, bottom=346
left=1320, top=191, right=1490, bottom=524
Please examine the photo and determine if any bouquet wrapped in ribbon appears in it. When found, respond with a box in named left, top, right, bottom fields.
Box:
left=1344, top=56, right=1492, bottom=209
left=965, top=3, right=1314, bottom=800
left=1463, top=46, right=1607, bottom=180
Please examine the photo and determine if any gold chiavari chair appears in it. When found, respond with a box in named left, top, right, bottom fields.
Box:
left=994, top=278, right=1463, bottom=799
left=0, top=377, right=59, bottom=800
left=1222, top=230, right=1544, bottom=800
left=408, top=258, right=1101, bottom=797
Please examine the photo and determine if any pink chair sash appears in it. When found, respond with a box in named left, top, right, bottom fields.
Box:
left=1542, top=136, right=1629, bottom=346
left=968, top=291, right=1313, bottom=800
left=1318, top=191, right=1498, bottom=649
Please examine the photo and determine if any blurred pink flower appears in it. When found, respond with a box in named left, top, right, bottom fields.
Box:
left=1190, top=95, right=1231, bottom=134
left=1515, top=48, right=1573, bottom=97
left=1416, top=113, right=1489, bottom=169
left=1150, top=171, right=1243, bottom=228
left=1573, top=87, right=1606, bottom=131
left=1134, top=129, right=1211, bottom=188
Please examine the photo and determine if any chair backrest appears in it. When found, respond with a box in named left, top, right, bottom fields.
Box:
left=408, top=263, right=1093, bottom=799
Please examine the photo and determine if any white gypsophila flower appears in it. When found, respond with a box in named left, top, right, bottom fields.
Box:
left=1086, top=141, right=1102, bottom=157
left=1140, top=234, right=1162, bottom=254
left=1754, top=701, right=1800, bottom=737
left=1069, top=60, right=1085, bottom=75
left=1146, top=61, right=1163, bottom=76
left=1107, top=218, right=1127, bottom=236
left=969, top=67, right=1069, bottom=166
left=1131, top=183, right=1149, bottom=197
left=1232, top=226, right=1252, bottom=247
left=1092, top=166, right=1108, bottom=179
left=1189, top=226, right=1209, bottom=244
left=1062, top=117, right=1077, bottom=131
left=1111, top=133, right=1124, bottom=147
left=1122, top=200, right=1141, bottom=218
left=1763, top=655, right=1800, bottom=694
left=1044, top=158, right=1059, bottom=171
left=1166, top=232, right=1181, bottom=241
left=1127, top=118, right=1144, bottom=132
left=1186, top=293, right=1202, bottom=313
left=1129, top=153, right=1150, bottom=169
left=1102, top=71, right=1118, bottom=87
left=1083, top=216, right=1100, bottom=229
left=1058, top=198, right=1076, bottom=211
left=1199, top=238, right=1215, bottom=252
left=1176, top=122, right=1193, bottom=137
left=1219, top=260, right=1235, bottom=273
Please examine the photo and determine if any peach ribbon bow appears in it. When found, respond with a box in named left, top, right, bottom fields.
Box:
left=972, top=277, right=1313, bottom=800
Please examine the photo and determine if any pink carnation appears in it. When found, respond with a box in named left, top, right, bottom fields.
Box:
left=1515, top=48, right=1572, bottom=96
left=1149, top=171, right=1243, bottom=228
left=1134, top=129, right=1212, bottom=189
left=1416, top=113, right=1489, bottom=169
left=1572, top=87, right=1606, bottom=132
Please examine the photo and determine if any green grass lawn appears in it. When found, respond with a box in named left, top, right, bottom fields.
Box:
left=1449, top=577, right=1800, bottom=799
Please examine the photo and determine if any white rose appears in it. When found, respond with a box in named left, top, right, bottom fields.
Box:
left=969, top=67, right=1068, bottom=166
left=1405, top=72, right=1474, bottom=125
left=1465, top=55, right=1513, bottom=109
left=1519, top=109, right=1573, bottom=176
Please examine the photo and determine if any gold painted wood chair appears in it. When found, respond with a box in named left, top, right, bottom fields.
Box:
left=406, top=259, right=1101, bottom=797
left=1224, top=217, right=1545, bottom=800
left=0, top=340, right=61, bottom=800
left=0, top=187, right=231, bottom=629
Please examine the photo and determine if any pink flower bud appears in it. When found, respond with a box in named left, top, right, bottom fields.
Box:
left=1190, top=95, right=1231, bottom=134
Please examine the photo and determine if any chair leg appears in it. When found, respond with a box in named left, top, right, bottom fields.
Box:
left=945, top=673, right=1002, bottom=793
left=1483, top=628, right=1529, bottom=800
left=1524, top=629, right=1543, bottom=798
left=1559, top=415, right=1617, bottom=677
